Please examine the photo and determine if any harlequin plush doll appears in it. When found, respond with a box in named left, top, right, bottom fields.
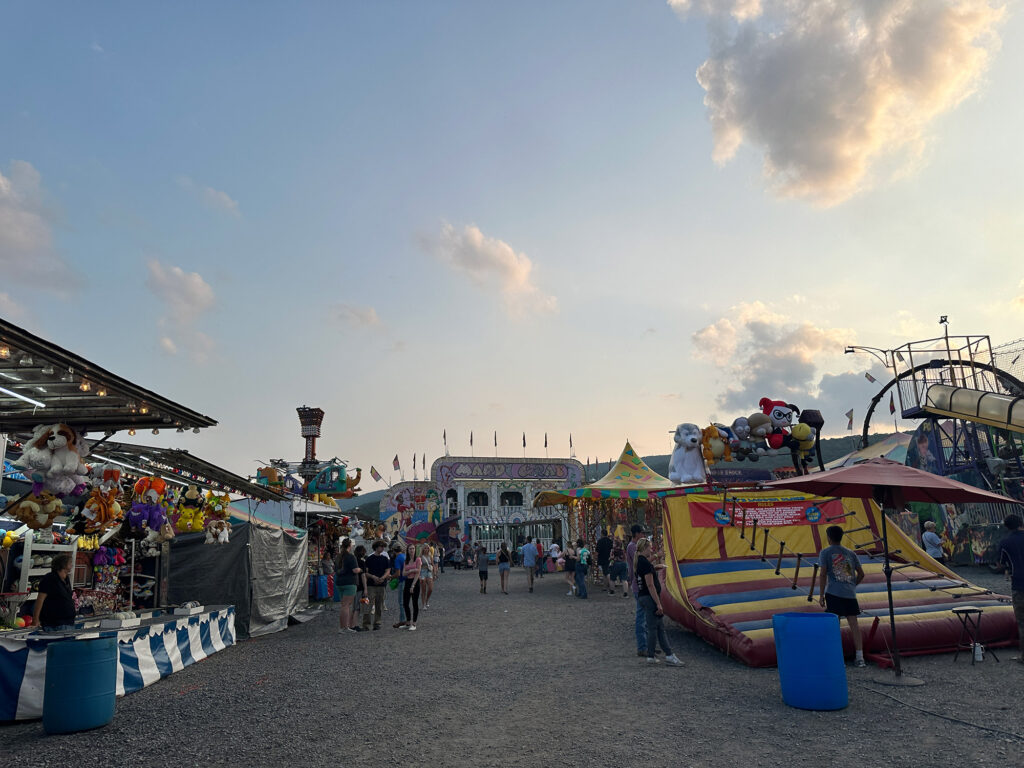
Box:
left=757, top=398, right=799, bottom=451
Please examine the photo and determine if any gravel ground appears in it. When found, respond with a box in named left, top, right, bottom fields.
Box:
left=1, top=565, right=1021, bottom=767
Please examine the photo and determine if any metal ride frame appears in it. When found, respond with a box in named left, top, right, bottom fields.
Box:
left=848, top=333, right=1024, bottom=498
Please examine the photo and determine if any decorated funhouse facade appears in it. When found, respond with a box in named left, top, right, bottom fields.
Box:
left=379, top=456, right=585, bottom=554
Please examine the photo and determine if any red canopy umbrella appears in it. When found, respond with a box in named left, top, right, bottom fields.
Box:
left=764, top=457, right=1020, bottom=683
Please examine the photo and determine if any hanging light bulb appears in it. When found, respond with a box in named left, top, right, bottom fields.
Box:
left=79, top=380, right=91, bottom=392
left=152, top=428, right=159, bottom=435
left=40, top=364, right=55, bottom=376
left=61, top=370, right=74, bottom=383
left=193, top=427, right=200, bottom=434
left=139, top=405, right=149, bottom=415
left=176, top=427, right=185, bottom=433
left=0, top=345, right=10, bottom=359
left=19, top=355, right=33, bottom=367
left=96, top=387, right=107, bottom=397
left=128, top=428, right=136, bottom=436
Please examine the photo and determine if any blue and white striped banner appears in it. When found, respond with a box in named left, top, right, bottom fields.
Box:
left=0, top=606, right=235, bottom=721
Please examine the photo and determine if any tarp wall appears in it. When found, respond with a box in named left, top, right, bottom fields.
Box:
left=249, top=524, right=308, bottom=637
left=167, top=522, right=308, bottom=639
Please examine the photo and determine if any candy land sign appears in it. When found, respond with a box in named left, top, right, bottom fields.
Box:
left=689, top=495, right=842, bottom=528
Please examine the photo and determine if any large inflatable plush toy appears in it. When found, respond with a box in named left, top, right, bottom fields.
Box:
left=790, top=423, right=816, bottom=470
left=668, top=423, right=707, bottom=485
left=757, top=398, right=799, bottom=452
left=13, top=423, right=90, bottom=496
left=701, top=425, right=732, bottom=465
left=729, top=417, right=759, bottom=462
left=747, top=412, right=774, bottom=455
left=175, top=484, right=206, bottom=533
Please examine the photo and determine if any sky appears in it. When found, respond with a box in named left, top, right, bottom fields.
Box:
left=2, top=1, right=1023, bottom=491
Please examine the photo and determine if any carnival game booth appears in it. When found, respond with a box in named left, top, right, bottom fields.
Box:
left=656, top=486, right=1018, bottom=667
left=533, top=443, right=674, bottom=549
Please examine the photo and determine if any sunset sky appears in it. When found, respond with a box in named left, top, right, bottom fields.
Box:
left=2, top=1, right=1021, bottom=490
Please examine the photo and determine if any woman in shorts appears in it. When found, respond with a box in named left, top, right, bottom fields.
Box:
left=497, top=541, right=512, bottom=594
left=563, top=540, right=577, bottom=596
left=609, top=537, right=629, bottom=597
left=335, top=538, right=362, bottom=633
left=420, top=543, right=434, bottom=609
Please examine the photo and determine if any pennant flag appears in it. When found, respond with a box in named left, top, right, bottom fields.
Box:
left=370, top=466, right=382, bottom=483
left=413, top=453, right=416, bottom=470
left=443, top=429, right=447, bottom=448
left=889, top=393, right=896, bottom=415
left=544, top=433, right=548, bottom=448
left=569, top=433, right=573, bottom=449
left=422, top=454, right=425, bottom=470
left=845, top=409, right=854, bottom=430
left=896, top=351, right=905, bottom=363
left=494, top=430, right=497, bottom=447
left=470, top=431, right=473, bottom=447
left=393, top=454, right=400, bottom=471
left=864, top=372, right=877, bottom=383
left=522, top=432, right=526, bottom=448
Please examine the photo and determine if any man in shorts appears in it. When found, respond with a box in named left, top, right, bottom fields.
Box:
left=520, top=536, right=537, bottom=592
left=818, top=525, right=866, bottom=667
left=595, top=528, right=613, bottom=594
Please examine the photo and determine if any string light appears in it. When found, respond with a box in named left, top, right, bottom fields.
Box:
left=0, top=345, right=9, bottom=359
left=40, top=364, right=55, bottom=376
left=97, top=387, right=107, bottom=397
left=19, top=355, right=33, bottom=367
left=79, top=380, right=91, bottom=392
left=128, top=429, right=136, bottom=436
left=152, top=428, right=159, bottom=435
left=140, top=405, right=149, bottom=415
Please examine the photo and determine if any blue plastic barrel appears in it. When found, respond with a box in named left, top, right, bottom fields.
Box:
left=772, top=612, right=848, bottom=711
left=43, top=637, right=117, bottom=734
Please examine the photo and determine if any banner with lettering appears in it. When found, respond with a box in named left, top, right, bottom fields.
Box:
left=688, top=495, right=842, bottom=528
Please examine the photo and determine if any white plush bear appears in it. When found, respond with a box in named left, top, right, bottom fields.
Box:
left=669, top=423, right=707, bottom=485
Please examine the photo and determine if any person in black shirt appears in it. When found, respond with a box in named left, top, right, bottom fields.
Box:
left=634, top=539, right=682, bottom=666
left=32, top=554, right=76, bottom=631
left=361, top=540, right=392, bottom=631
left=997, top=514, right=1024, bottom=663
left=335, top=538, right=362, bottom=634
left=596, top=529, right=614, bottom=594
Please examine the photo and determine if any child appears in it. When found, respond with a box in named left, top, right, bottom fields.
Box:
left=817, top=525, right=867, bottom=667
left=478, top=543, right=489, bottom=594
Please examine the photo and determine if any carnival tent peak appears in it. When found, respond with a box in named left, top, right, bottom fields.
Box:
left=533, top=441, right=674, bottom=505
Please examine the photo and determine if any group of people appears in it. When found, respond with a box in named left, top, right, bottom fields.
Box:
left=332, top=537, right=442, bottom=633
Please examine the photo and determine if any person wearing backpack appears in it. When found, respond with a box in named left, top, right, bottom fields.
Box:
left=574, top=538, right=590, bottom=599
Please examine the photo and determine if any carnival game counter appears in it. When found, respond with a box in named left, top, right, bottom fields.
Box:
left=0, top=605, right=235, bottom=721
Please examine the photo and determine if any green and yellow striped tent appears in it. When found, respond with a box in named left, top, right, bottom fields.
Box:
left=533, top=441, right=674, bottom=506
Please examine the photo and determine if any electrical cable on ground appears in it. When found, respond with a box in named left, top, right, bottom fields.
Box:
left=854, top=682, right=1024, bottom=742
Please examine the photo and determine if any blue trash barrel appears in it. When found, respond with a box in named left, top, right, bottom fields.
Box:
left=43, top=637, right=117, bottom=734
left=772, top=612, right=848, bottom=710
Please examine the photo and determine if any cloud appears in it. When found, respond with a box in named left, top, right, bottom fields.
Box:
left=692, top=302, right=853, bottom=412
left=334, top=303, right=380, bottom=328
left=426, top=222, right=558, bottom=317
left=0, top=160, right=81, bottom=293
left=90, top=42, right=104, bottom=54
left=0, top=292, right=25, bottom=321
left=176, top=175, right=241, bottom=217
left=146, top=260, right=216, bottom=362
left=679, top=0, right=1005, bottom=204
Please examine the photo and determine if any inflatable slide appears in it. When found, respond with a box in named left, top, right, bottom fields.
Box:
left=658, top=488, right=1018, bottom=667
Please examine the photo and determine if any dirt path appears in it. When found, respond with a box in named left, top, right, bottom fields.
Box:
left=1, top=565, right=1020, bottom=767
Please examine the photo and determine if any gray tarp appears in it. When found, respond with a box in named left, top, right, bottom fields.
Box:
left=167, top=522, right=308, bottom=639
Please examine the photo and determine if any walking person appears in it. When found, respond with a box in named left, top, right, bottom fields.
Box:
left=402, top=543, right=423, bottom=631
left=497, top=541, right=512, bottom=594
left=610, top=537, right=629, bottom=597
left=574, top=538, right=590, bottom=599
left=817, top=525, right=867, bottom=667
left=362, top=540, right=391, bottom=631
left=420, top=541, right=435, bottom=609
left=520, top=536, right=537, bottom=593
left=478, top=543, right=489, bottom=593
left=535, top=538, right=545, bottom=578
left=352, top=544, right=368, bottom=631
left=626, top=524, right=647, bottom=655
left=596, top=528, right=614, bottom=594
left=997, top=514, right=1024, bottom=663
left=335, top=538, right=362, bottom=634
left=564, top=539, right=577, bottom=595
left=391, top=543, right=408, bottom=629
left=634, top=538, right=683, bottom=665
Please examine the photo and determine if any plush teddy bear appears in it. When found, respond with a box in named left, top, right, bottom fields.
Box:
left=701, top=425, right=732, bottom=464
left=669, top=423, right=707, bottom=484
left=205, top=518, right=231, bottom=545
left=204, top=491, right=231, bottom=521
left=11, top=492, right=63, bottom=529
left=175, top=484, right=206, bottom=533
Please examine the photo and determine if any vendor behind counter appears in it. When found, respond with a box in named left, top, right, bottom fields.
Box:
left=31, top=553, right=76, bottom=631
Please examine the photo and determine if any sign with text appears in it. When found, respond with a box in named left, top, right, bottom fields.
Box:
left=689, top=496, right=842, bottom=528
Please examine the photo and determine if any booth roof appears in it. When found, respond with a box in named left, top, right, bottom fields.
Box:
left=533, top=441, right=674, bottom=505
left=88, top=441, right=289, bottom=502
left=0, top=318, right=217, bottom=433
